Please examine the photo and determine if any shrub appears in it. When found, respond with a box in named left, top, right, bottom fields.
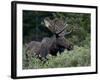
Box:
left=23, top=45, right=90, bottom=69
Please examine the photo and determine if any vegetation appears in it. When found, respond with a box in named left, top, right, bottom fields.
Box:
left=22, top=10, right=91, bottom=69
left=23, top=45, right=90, bottom=69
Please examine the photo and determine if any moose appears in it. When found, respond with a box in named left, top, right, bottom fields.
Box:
left=25, top=17, right=73, bottom=61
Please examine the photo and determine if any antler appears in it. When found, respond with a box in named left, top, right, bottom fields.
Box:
left=44, top=17, right=56, bottom=33
left=44, top=17, right=72, bottom=36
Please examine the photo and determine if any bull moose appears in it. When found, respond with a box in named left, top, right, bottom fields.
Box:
left=25, top=17, right=73, bottom=61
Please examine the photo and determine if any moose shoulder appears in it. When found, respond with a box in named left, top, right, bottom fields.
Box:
left=25, top=17, right=73, bottom=61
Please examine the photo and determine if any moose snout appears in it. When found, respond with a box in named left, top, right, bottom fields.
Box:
left=67, top=44, right=74, bottom=51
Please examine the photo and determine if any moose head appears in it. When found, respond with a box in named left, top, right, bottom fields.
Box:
left=43, top=17, right=73, bottom=56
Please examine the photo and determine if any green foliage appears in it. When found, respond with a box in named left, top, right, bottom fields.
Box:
left=23, top=45, right=90, bottom=69
left=23, top=11, right=90, bottom=44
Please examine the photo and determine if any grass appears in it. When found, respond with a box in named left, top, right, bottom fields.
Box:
left=23, top=45, right=91, bottom=69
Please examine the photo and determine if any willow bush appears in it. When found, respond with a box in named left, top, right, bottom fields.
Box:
left=23, top=45, right=90, bottom=69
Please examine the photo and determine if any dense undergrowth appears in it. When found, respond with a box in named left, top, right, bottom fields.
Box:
left=23, top=45, right=90, bottom=69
